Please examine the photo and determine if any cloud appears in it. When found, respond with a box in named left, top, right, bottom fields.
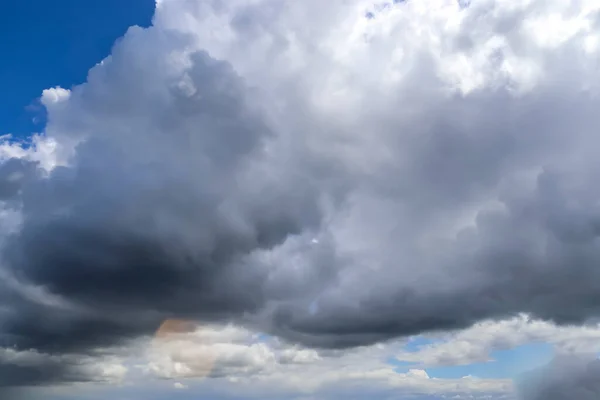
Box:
left=139, top=323, right=511, bottom=399
left=2, top=27, right=324, bottom=356
left=3, top=0, right=600, bottom=394
left=0, top=347, right=126, bottom=400
left=0, top=158, right=37, bottom=202
left=0, top=134, right=59, bottom=171
left=517, top=355, right=600, bottom=400
left=396, top=314, right=600, bottom=367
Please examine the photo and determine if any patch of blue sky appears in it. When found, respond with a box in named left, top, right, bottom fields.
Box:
left=0, top=132, right=38, bottom=150
left=0, top=0, right=155, bottom=138
left=389, top=342, right=554, bottom=380
left=386, top=336, right=442, bottom=369
left=254, top=333, right=273, bottom=343
left=403, top=336, right=439, bottom=352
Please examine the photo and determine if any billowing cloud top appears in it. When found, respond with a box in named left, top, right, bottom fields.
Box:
left=2, top=0, right=600, bottom=394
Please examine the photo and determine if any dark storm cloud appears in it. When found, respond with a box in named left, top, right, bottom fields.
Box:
left=0, top=358, right=89, bottom=388
left=0, top=21, right=324, bottom=387
left=0, top=345, right=122, bottom=400
left=2, top=32, right=320, bottom=340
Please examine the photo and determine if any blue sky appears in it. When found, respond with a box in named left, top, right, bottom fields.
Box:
left=0, top=0, right=154, bottom=137
left=390, top=337, right=554, bottom=381
left=399, top=343, right=553, bottom=379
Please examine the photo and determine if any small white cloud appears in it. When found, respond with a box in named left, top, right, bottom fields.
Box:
left=40, top=87, right=70, bottom=106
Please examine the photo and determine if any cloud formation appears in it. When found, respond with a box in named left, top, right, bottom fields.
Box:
left=396, top=315, right=600, bottom=367
left=518, top=355, right=600, bottom=400
left=140, top=323, right=511, bottom=399
left=3, top=0, right=600, bottom=395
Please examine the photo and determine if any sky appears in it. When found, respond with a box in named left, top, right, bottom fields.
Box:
left=0, top=0, right=155, bottom=137
left=1, top=0, right=600, bottom=399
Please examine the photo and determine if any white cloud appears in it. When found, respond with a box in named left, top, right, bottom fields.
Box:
left=397, top=315, right=600, bottom=367
left=173, top=382, right=187, bottom=389
left=139, top=323, right=511, bottom=398
left=138, top=316, right=600, bottom=397
left=0, top=134, right=58, bottom=171
left=40, top=87, right=71, bottom=107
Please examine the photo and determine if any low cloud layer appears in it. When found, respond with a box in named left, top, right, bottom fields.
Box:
left=134, top=322, right=513, bottom=399
left=396, top=315, right=600, bottom=368
left=3, top=0, right=600, bottom=395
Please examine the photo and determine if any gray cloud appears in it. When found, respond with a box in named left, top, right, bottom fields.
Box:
left=0, top=359, right=87, bottom=388
left=3, top=0, right=600, bottom=391
left=0, top=22, right=326, bottom=388
left=0, top=346, right=126, bottom=400
left=2, top=28, right=322, bottom=353
left=518, top=355, right=600, bottom=400
left=0, top=158, right=38, bottom=203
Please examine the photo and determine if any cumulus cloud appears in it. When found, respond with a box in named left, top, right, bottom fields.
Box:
left=173, top=382, right=187, bottom=389
left=3, top=0, right=600, bottom=395
left=2, top=27, right=323, bottom=355
left=139, top=323, right=511, bottom=399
